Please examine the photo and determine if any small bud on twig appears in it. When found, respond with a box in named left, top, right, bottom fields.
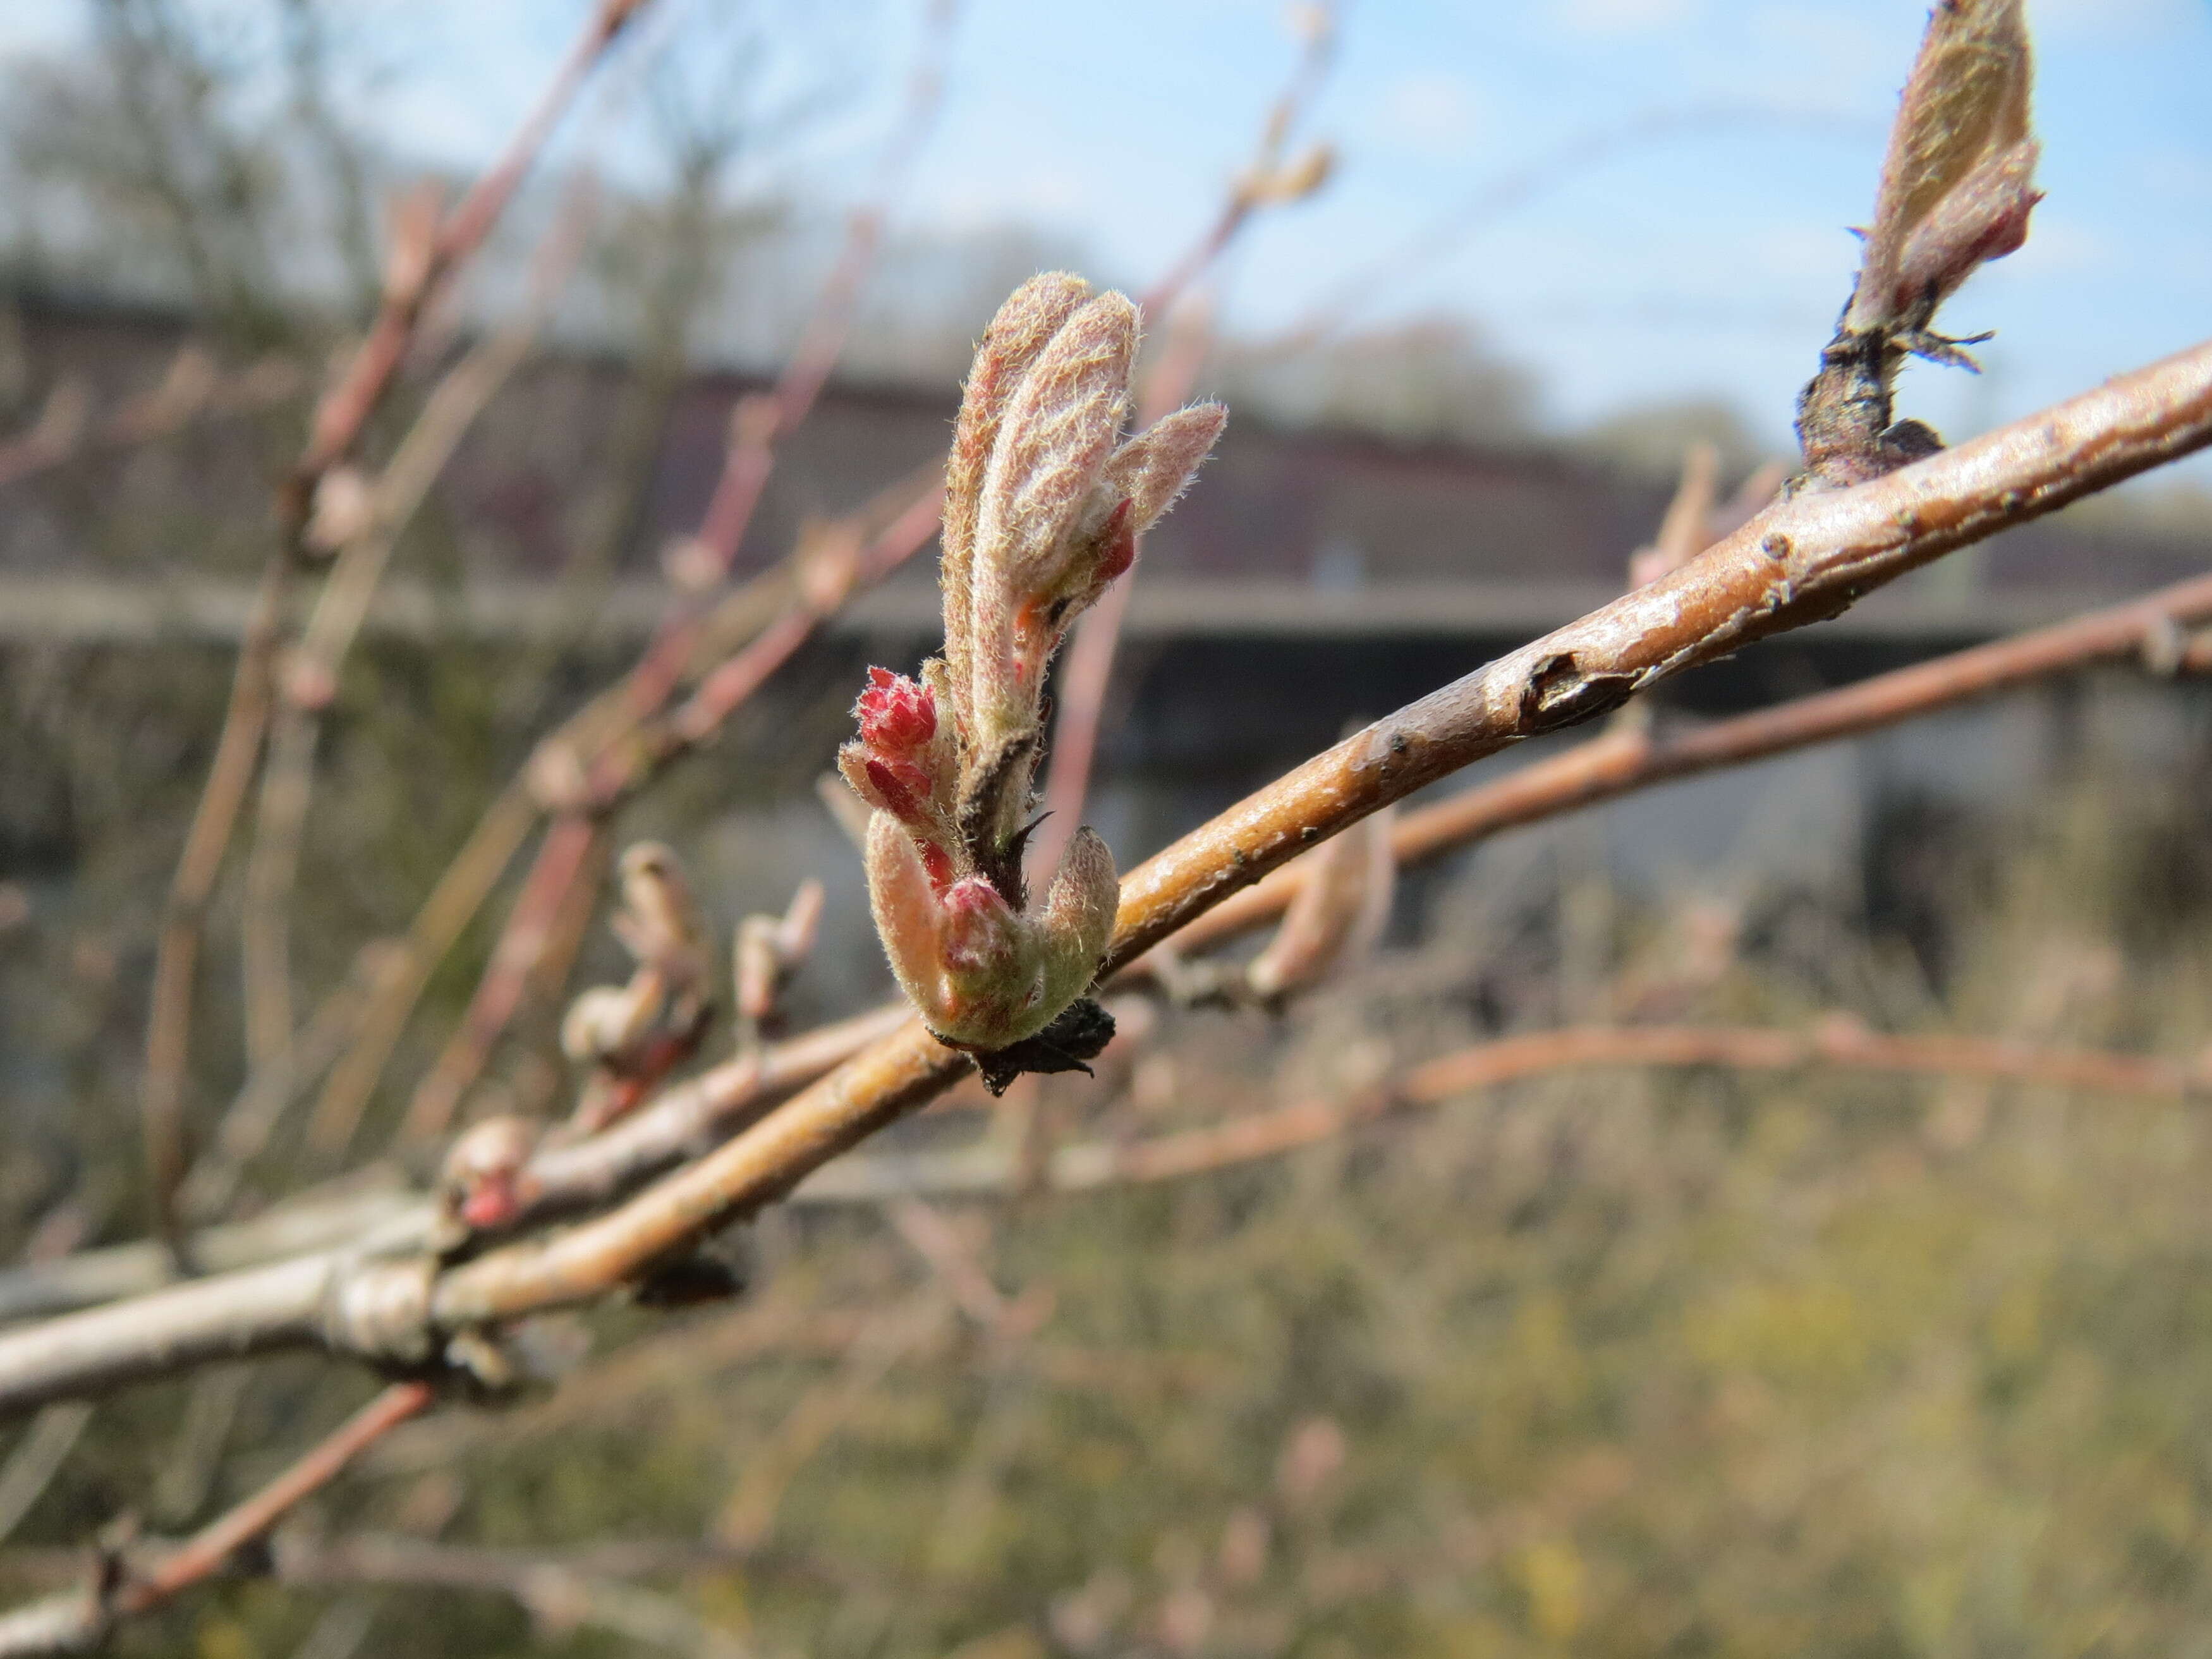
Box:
left=381, top=183, right=445, bottom=310
left=438, top=1115, right=542, bottom=1236
left=557, top=841, right=715, bottom=1133
left=734, top=878, right=825, bottom=1039
left=303, top=465, right=376, bottom=557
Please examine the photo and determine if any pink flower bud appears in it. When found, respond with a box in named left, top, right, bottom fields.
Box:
left=857, top=665, right=935, bottom=751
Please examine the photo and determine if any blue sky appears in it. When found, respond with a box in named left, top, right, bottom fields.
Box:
left=901, top=0, right=2212, bottom=453
left=8, top=0, right=2211, bottom=460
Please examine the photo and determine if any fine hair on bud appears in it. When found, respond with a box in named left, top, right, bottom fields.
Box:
left=1796, top=0, right=2039, bottom=489
left=842, top=274, right=1225, bottom=1072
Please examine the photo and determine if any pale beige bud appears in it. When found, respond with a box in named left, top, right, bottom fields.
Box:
left=304, top=465, right=376, bottom=556
left=560, top=983, right=648, bottom=1065
left=381, top=181, right=444, bottom=307
left=734, top=879, right=824, bottom=1025
left=612, top=841, right=708, bottom=985
left=1036, top=825, right=1119, bottom=1013
left=1243, top=142, right=1334, bottom=207
left=439, top=1115, right=541, bottom=1232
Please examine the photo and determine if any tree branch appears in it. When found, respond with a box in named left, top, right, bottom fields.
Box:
left=1160, top=564, right=2212, bottom=959
left=139, top=0, right=645, bottom=1257
left=427, top=332, right=2212, bottom=1329
left=796, top=1018, right=2209, bottom=1200
left=0, top=1382, right=432, bottom=1655
left=13, top=334, right=2212, bottom=1411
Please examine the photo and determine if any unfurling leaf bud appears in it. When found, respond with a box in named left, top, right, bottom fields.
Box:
left=1796, top=0, right=2039, bottom=489
left=848, top=275, right=1222, bottom=1076
left=865, top=813, right=1119, bottom=1057
left=1847, top=0, right=2038, bottom=344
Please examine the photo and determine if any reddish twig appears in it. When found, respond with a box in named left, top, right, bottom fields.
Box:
left=391, top=1, right=959, bottom=1145
left=1241, top=102, right=1872, bottom=365
left=1160, top=564, right=2212, bottom=960
left=798, top=1018, right=2209, bottom=1200
left=138, top=0, right=645, bottom=1258
left=0, top=1382, right=432, bottom=1654
left=243, top=179, right=599, bottom=1077
left=1032, top=11, right=1337, bottom=875
left=0, top=353, right=303, bottom=493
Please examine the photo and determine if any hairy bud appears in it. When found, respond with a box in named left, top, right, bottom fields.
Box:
left=1847, top=0, right=2039, bottom=344
left=734, top=878, right=825, bottom=1036
left=1797, top=0, right=2039, bottom=489
left=848, top=274, right=1224, bottom=1075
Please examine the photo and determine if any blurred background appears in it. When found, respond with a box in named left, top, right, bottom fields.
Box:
left=4, top=0, right=2212, bottom=1653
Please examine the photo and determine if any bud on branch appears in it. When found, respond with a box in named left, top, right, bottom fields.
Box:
left=558, top=842, right=715, bottom=1133
left=1798, top=0, right=2040, bottom=487
left=842, top=274, right=1225, bottom=1088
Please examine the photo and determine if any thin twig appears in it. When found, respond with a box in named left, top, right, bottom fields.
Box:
left=0, top=1408, right=92, bottom=1546
left=303, top=784, right=540, bottom=1159
left=387, top=3, right=959, bottom=1145
left=11, top=332, right=2212, bottom=1414
left=0, top=353, right=303, bottom=493
left=797, top=1018, right=2212, bottom=1201
left=138, top=0, right=643, bottom=1258
left=0, top=1382, right=432, bottom=1655
left=0, top=1008, right=910, bottom=1329
left=1239, top=102, right=1873, bottom=365
left=713, top=1296, right=945, bottom=1552
left=1033, top=9, right=1338, bottom=874
left=241, top=180, right=597, bottom=1076
left=1159, top=564, right=2212, bottom=960
left=394, top=482, right=941, bottom=1146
